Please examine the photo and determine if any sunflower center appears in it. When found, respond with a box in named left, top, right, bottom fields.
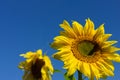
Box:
left=78, top=41, right=97, bottom=56
left=31, top=58, right=45, bottom=79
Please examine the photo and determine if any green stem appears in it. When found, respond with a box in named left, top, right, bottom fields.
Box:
left=78, top=71, right=82, bottom=80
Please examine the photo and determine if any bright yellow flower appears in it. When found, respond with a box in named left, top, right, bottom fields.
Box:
left=51, top=19, right=120, bottom=80
left=18, top=49, right=54, bottom=80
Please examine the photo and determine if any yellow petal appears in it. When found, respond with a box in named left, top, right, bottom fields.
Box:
left=102, top=41, right=118, bottom=48
left=77, top=61, right=82, bottom=71
left=63, top=54, right=77, bottom=69
left=100, top=59, right=114, bottom=71
left=81, top=62, right=91, bottom=78
left=51, top=36, right=72, bottom=49
left=60, top=31, right=69, bottom=37
left=93, top=24, right=104, bottom=41
left=72, top=21, right=84, bottom=36
left=26, top=58, right=33, bottom=63
left=41, top=67, right=50, bottom=80
left=102, top=53, right=120, bottom=62
left=60, top=20, right=77, bottom=38
left=101, top=34, right=112, bottom=41
left=43, top=55, right=54, bottom=74
left=61, top=54, right=78, bottom=69
left=20, top=52, right=34, bottom=59
left=102, top=46, right=120, bottom=53
left=66, top=58, right=78, bottom=76
left=63, top=55, right=75, bottom=68
left=18, top=61, right=26, bottom=69
left=52, top=48, right=71, bottom=60
left=115, top=56, right=120, bottom=62
left=36, top=49, right=42, bottom=56
left=97, top=61, right=114, bottom=76
left=54, top=36, right=71, bottom=44
left=84, top=19, right=95, bottom=37
left=90, top=63, right=101, bottom=80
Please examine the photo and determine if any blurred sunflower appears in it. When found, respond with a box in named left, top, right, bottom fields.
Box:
left=51, top=19, right=120, bottom=80
left=18, top=49, right=54, bottom=80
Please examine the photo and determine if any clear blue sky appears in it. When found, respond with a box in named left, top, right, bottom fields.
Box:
left=0, top=0, right=120, bottom=80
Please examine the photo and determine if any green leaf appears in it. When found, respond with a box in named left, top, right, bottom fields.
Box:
left=64, top=72, right=76, bottom=80
left=53, top=69, right=62, bottom=73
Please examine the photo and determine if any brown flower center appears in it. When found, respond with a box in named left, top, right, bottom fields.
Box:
left=71, top=40, right=102, bottom=63
left=31, top=58, right=45, bottom=79
left=78, top=40, right=100, bottom=56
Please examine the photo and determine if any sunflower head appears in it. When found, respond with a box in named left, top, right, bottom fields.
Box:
left=18, top=49, right=54, bottom=80
left=51, top=19, right=120, bottom=80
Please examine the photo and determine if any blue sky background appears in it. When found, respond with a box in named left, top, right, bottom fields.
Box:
left=0, top=0, right=120, bottom=80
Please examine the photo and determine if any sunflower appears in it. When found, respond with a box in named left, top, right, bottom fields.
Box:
left=18, top=49, right=54, bottom=80
left=51, top=19, right=120, bottom=80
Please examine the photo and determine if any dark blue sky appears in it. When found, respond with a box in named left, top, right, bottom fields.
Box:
left=0, top=0, right=120, bottom=80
